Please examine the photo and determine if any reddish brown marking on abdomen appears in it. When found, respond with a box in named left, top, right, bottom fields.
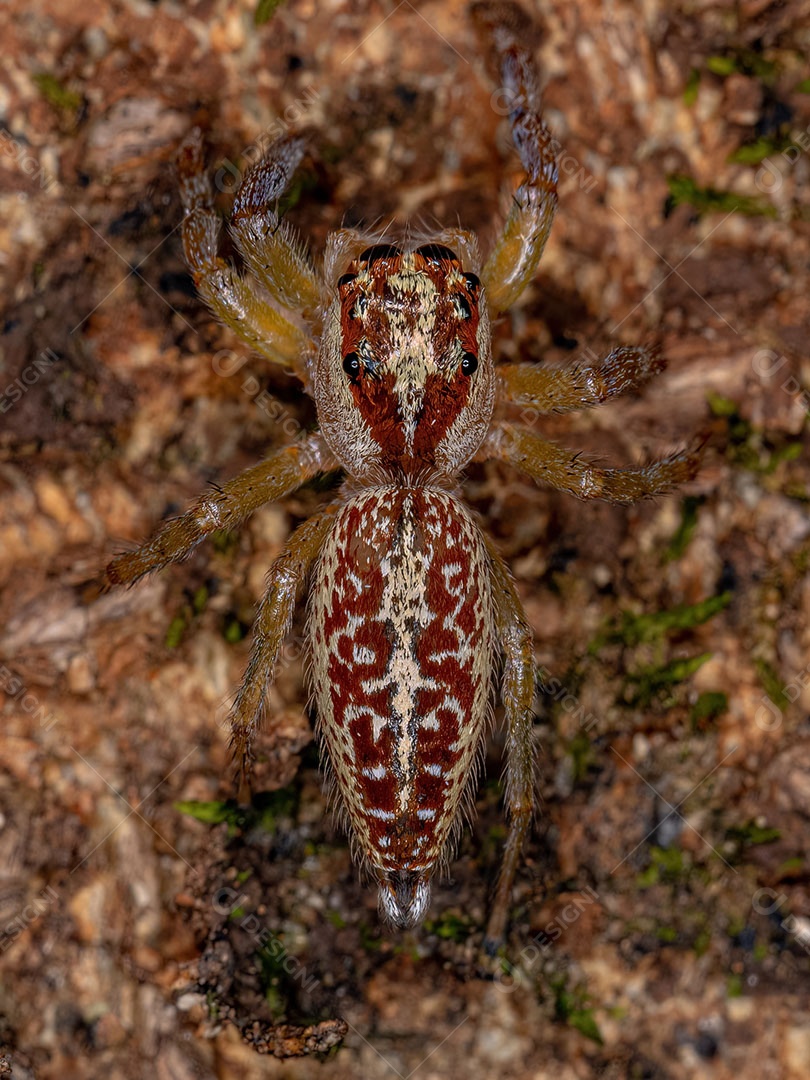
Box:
left=308, top=487, right=494, bottom=876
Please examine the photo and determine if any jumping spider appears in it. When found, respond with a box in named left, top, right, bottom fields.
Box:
left=106, top=2, right=699, bottom=949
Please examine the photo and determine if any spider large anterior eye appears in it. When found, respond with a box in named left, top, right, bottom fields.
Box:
left=358, top=244, right=401, bottom=265
left=461, top=352, right=478, bottom=375
left=343, top=352, right=361, bottom=380
left=416, top=243, right=458, bottom=263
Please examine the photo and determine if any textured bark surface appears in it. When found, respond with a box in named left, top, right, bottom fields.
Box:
left=1, top=1, right=809, bottom=1077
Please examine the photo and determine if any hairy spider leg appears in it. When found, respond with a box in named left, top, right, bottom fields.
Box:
left=483, top=539, right=536, bottom=953
left=471, top=1, right=558, bottom=314
left=229, top=505, right=339, bottom=781
left=497, top=344, right=667, bottom=414
left=478, top=423, right=701, bottom=503
left=105, top=435, right=339, bottom=586
left=178, top=129, right=314, bottom=383
left=230, top=134, right=322, bottom=317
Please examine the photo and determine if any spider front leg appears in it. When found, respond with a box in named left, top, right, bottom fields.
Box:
left=229, top=505, right=337, bottom=782
left=470, top=1, right=558, bottom=314
left=498, top=344, right=666, bottom=414
left=479, top=423, right=701, bottom=503
left=229, top=136, right=322, bottom=317
left=484, top=539, right=537, bottom=954
left=178, top=129, right=315, bottom=384
left=105, top=434, right=339, bottom=586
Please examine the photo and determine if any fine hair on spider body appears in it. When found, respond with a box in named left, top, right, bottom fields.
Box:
left=105, top=1, right=701, bottom=951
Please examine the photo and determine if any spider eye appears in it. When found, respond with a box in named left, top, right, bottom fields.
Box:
left=337, top=273, right=356, bottom=289
left=462, top=271, right=480, bottom=292
left=415, top=243, right=458, bottom=263
left=342, top=352, right=362, bottom=381
left=357, top=244, right=401, bottom=266
left=456, top=295, right=472, bottom=320
left=461, top=352, right=478, bottom=375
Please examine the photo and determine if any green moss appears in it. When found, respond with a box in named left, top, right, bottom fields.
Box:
left=683, top=68, right=701, bottom=105
left=627, top=653, right=713, bottom=706
left=174, top=786, right=298, bottom=837
left=706, top=56, right=738, bottom=76
left=256, top=934, right=296, bottom=1016
left=276, top=169, right=318, bottom=219
left=707, top=396, right=806, bottom=477
left=592, top=593, right=730, bottom=652
left=165, top=613, right=188, bottom=649
left=756, top=659, right=789, bottom=710
left=726, top=820, right=781, bottom=847
left=254, top=787, right=299, bottom=833
left=727, top=915, right=747, bottom=938
left=174, top=798, right=241, bottom=826
left=666, top=495, right=703, bottom=560
left=637, top=845, right=688, bottom=888
left=359, top=921, right=383, bottom=952
left=223, top=618, right=246, bottom=644
left=797, top=78, right=810, bottom=93
left=568, top=730, right=596, bottom=783
left=706, top=393, right=739, bottom=418
left=656, top=925, right=678, bottom=943
left=727, top=973, right=743, bottom=997
left=693, top=927, right=712, bottom=956
left=255, top=0, right=286, bottom=25
left=211, top=528, right=239, bottom=554
left=192, top=585, right=209, bottom=614
left=691, top=691, right=728, bottom=728
left=666, top=175, right=779, bottom=219
left=424, top=912, right=474, bottom=942
left=552, top=979, right=604, bottom=1045
left=778, top=857, right=805, bottom=876
left=762, top=440, right=803, bottom=473
left=706, top=52, right=777, bottom=80
left=32, top=72, right=82, bottom=112
left=728, top=137, right=791, bottom=165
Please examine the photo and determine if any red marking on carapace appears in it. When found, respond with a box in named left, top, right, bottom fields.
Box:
left=337, top=248, right=483, bottom=476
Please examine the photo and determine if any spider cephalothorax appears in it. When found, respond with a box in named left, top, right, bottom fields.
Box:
left=105, top=1, right=699, bottom=950
left=316, top=240, right=494, bottom=483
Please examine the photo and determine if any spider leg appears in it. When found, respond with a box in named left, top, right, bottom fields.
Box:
left=105, top=434, right=339, bottom=586
left=229, top=504, right=338, bottom=781
left=498, top=344, right=666, bottom=414
left=483, top=538, right=536, bottom=954
left=230, top=134, right=322, bottom=316
left=477, top=422, right=701, bottom=503
left=470, top=2, right=558, bottom=314
left=178, top=129, right=315, bottom=383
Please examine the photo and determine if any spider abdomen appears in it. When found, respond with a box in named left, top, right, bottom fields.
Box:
left=308, top=486, right=494, bottom=926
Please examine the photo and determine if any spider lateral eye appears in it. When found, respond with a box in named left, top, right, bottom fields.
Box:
left=456, top=295, right=472, bottom=320
left=461, top=352, right=478, bottom=375
left=462, top=271, right=480, bottom=292
left=358, top=244, right=401, bottom=265
left=337, top=273, right=356, bottom=288
left=416, top=243, right=458, bottom=263
left=342, top=352, right=362, bottom=381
